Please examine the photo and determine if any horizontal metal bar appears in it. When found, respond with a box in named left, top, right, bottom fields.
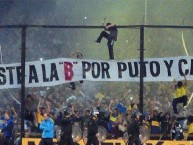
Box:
left=0, top=24, right=193, bottom=29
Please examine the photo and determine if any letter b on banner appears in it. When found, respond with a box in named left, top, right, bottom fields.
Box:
left=64, top=62, right=74, bottom=80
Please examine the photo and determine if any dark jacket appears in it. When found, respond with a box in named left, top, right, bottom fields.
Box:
left=160, top=114, right=171, bottom=134
left=87, top=117, right=98, bottom=136
left=1, top=119, right=14, bottom=139
left=127, top=118, right=140, bottom=137
left=108, top=25, right=118, bottom=41
left=60, top=117, right=73, bottom=135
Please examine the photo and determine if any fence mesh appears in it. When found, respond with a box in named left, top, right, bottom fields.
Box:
left=144, top=28, right=193, bottom=113
left=24, top=27, right=141, bottom=111
left=1, top=26, right=193, bottom=114
left=0, top=28, right=21, bottom=115
left=1, top=26, right=193, bottom=141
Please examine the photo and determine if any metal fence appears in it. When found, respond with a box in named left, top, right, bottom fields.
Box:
left=0, top=24, right=193, bottom=137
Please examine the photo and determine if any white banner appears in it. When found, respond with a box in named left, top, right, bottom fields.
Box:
left=0, top=56, right=193, bottom=89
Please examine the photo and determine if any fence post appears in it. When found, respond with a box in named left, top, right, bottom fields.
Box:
left=139, top=25, right=144, bottom=113
left=20, top=26, right=27, bottom=138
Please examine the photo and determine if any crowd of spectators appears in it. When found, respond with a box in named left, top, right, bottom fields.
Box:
left=1, top=52, right=193, bottom=144
left=0, top=80, right=193, bottom=145
left=0, top=50, right=193, bottom=144
left=0, top=3, right=193, bottom=145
